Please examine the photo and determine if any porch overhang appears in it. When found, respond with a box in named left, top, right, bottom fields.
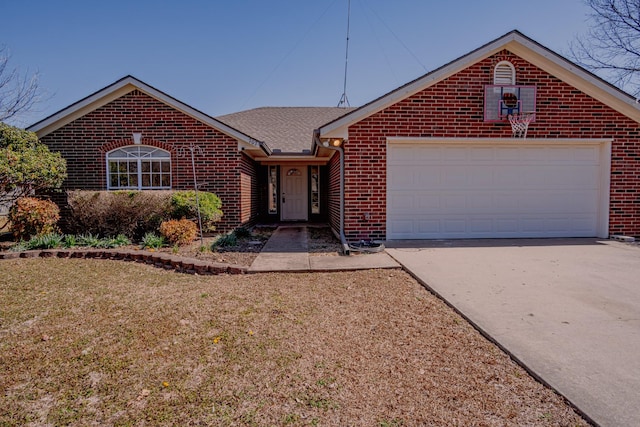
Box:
left=254, top=154, right=334, bottom=165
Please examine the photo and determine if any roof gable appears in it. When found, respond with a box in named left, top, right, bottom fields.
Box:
left=218, top=107, right=354, bottom=153
left=319, top=30, right=640, bottom=138
left=28, top=75, right=262, bottom=149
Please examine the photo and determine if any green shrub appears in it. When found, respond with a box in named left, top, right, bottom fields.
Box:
left=97, top=234, right=131, bottom=248
left=141, top=232, right=165, bottom=250
left=9, top=197, right=60, bottom=240
left=159, top=219, right=198, bottom=246
left=66, top=190, right=172, bottom=239
left=9, top=241, right=28, bottom=252
left=26, top=233, right=64, bottom=249
left=76, top=233, right=101, bottom=248
left=233, top=226, right=252, bottom=239
left=212, top=232, right=237, bottom=250
left=170, top=191, right=222, bottom=231
left=63, top=234, right=77, bottom=248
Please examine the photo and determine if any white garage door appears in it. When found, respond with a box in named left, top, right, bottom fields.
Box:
left=387, top=141, right=608, bottom=239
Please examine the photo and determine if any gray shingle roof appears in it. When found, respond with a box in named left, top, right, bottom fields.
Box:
left=217, top=107, right=355, bottom=153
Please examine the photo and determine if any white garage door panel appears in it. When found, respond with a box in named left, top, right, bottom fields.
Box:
left=387, top=142, right=605, bottom=239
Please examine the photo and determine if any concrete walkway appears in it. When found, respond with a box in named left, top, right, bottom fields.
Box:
left=386, top=239, right=640, bottom=427
left=248, top=226, right=399, bottom=273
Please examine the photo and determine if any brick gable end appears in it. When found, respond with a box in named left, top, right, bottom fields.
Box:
left=40, top=90, right=249, bottom=231
left=344, top=50, right=640, bottom=240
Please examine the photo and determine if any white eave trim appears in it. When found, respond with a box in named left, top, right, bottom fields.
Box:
left=320, top=31, right=640, bottom=137
left=254, top=155, right=332, bottom=165
left=28, top=76, right=263, bottom=149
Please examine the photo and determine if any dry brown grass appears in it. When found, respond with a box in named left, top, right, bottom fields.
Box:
left=0, top=258, right=588, bottom=426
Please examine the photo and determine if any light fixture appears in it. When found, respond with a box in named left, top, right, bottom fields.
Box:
left=132, top=132, right=142, bottom=144
left=331, top=138, right=342, bottom=147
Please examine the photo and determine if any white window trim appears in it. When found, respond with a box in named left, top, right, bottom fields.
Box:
left=106, top=145, right=172, bottom=190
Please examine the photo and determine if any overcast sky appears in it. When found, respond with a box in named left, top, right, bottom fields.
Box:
left=1, top=0, right=593, bottom=127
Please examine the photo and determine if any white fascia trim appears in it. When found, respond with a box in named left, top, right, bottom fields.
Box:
left=319, top=35, right=516, bottom=137
left=505, top=38, right=640, bottom=122
left=28, top=76, right=262, bottom=149
left=28, top=79, right=134, bottom=135
left=321, top=31, right=640, bottom=137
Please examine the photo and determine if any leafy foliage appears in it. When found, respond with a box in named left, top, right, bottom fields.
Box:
left=75, top=233, right=101, bottom=248
left=98, top=234, right=131, bottom=248
left=0, top=123, right=66, bottom=228
left=212, top=232, right=237, bottom=249
left=66, top=190, right=172, bottom=239
left=24, top=232, right=64, bottom=249
left=170, top=190, right=223, bottom=231
left=159, top=219, right=198, bottom=246
left=9, top=232, right=131, bottom=251
left=141, top=232, right=165, bottom=250
left=233, top=226, right=252, bottom=239
left=8, top=196, right=60, bottom=240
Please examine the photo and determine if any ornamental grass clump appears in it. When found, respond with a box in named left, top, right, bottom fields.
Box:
left=24, top=232, right=64, bottom=249
left=141, top=232, right=165, bottom=250
left=159, top=219, right=198, bottom=246
left=211, top=232, right=237, bottom=250
left=8, top=197, right=60, bottom=240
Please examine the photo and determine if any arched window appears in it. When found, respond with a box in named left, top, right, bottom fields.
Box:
left=494, top=61, right=516, bottom=85
left=106, top=145, right=171, bottom=190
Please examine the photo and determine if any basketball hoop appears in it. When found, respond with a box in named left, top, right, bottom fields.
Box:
left=507, top=112, right=535, bottom=138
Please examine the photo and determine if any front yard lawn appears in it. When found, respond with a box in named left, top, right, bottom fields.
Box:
left=0, top=259, right=588, bottom=426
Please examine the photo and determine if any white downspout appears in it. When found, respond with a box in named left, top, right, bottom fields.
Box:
left=313, top=131, right=350, bottom=255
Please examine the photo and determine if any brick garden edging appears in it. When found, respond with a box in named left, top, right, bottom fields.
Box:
left=0, top=249, right=246, bottom=275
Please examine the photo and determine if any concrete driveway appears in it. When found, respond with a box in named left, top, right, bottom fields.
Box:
left=385, top=239, right=640, bottom=427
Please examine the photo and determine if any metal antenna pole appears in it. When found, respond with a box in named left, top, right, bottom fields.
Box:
left=189, top=145, right=205, bottom=247
left=338, top=0, right=351, bottom=107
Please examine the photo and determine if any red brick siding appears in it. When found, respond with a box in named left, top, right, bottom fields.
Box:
left=239, top=152, right=259, bottom=225
left=344, top=50, right=640, bottom=240
left=40, top=90, right=258, bottom=231
left=327, top=152, right=341, bottom=234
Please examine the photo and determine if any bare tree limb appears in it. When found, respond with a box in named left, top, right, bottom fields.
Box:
left=0, top=45, right=41, bottom=122
left=570, top=0, right=640, bottom=95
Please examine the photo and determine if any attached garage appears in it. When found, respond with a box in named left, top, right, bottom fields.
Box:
left=386, top=139, right=611, bottom=239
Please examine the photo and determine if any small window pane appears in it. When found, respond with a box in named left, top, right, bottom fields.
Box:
left=107, top=146, right=171, bottom=190
left=311, top=166, right=320, bottom=214
left=268, top=166, right=278, bottom=214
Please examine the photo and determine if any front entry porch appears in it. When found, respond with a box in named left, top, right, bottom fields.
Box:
left=280, top=165, right=308, bottom=221
left=261, top=163, right=325, bottom=224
